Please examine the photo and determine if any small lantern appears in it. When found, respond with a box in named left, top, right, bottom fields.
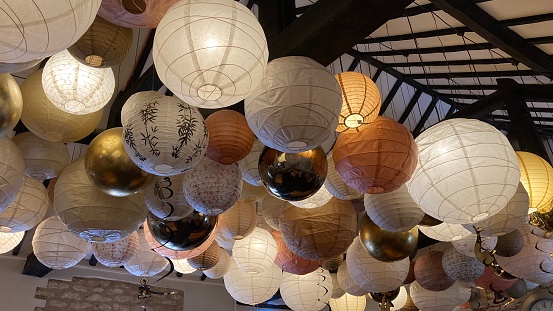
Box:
left=92, top=231, right=139, bottom=267
left=232, top=227, right=277, bottom=274
left=441, top=248, right=485, bottom=282
left=0, top=137, right=25, bottom=212
left=205, top=110, right=254, bottom=165
left=204, top=247, right=231, bottom=279
left=218, top=201, right=257, bottom=240
left=224, top=260, right=282, bottom=305
left=237, top=140, right=264, bottom=186
left=516, top=151, right=553, bottom=213
left=0, top=177, right=50, bottom=233
left=187, top=241, right=220, bottom=271
left=280, top=268, right=333, bottom=311
left=0, top=231, right=25, bottom=254
left=324, top=152, right=363, bottom=201
left=13, top=132, right=70, bottom=180
left=124, top=231, right=168, bottom=277
left=272, top=230, right=322, bottom=275
left=414, top=251, right=455, bottom=291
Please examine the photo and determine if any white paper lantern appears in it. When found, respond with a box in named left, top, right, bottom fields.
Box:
left=218, top=201, right=257, bottom=240
left=174, top=258, right=197, bottom=275
left=237, top=140, right=264, bottom=186
left=0, top=0, right=101, bottom=63
left=336, top=261, right=369, bottom=296
left=214, top=226, right=235, bottom=251
left=324, top=152, right=363, bottom=201
left=451, top=234, right=497, bottom=258
left=0, top=59, right=41, bottom=74
left=261, top=195, right=286, bottom=231
left=0, top=136, right=25, bottom=212
left=331, top=273, right=346, bottom=299
left=290, top=185, right=333, bottom=209
left=124, top=231, right=169, bottom=277
left=13, top=132, right=71, bottom=180
left=329, top=293, right=367, bottom=311
left=0, top=231, right=25, bottom=254
left=410, top=281, right=461, bottom=311
left=32, top=216, right=90, bottom=269
left=224, top=260, right=282, bottom=305
left=144, top=174, right=194, bottom=221
left=187, top=241, right=220, bottom=270
left=92, top=231, right=139, bottom=268
left=407, top=118, right=520, bottom=224
left=121, top=91, right=209, bottom=176
left=419, top=222, right=473, bottom=242
left=280, top=268, right=333, bottom=311
left=245, top=56, right=342, bottom=153
left=232, top=227, right=277, bottom=274
left=42, top=50, right=115, bottom=115
left=204, top=247, right=231, bottom=279
left=153, top=0, right=268, bottom=109
left=391, top=286, right=409, bottom=311
left=0, top=177, right=49, bottom=233
left=442, top=248, right=485, bottom=282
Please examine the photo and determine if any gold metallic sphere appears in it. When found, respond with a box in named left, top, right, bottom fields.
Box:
left=85, top=127, right=154, bottom=197
left=0, top=73, right=23, bottom=138
left=359, top=214, right=418, bottom=262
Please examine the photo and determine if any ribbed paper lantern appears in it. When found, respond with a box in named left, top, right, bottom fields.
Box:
left=451, top=234, right=497, bottom=258
left=144, top=174, right=194, bottom=221
left=442, top=248, right=484, bottom=282
left=333, top=116, right=418, bottom=194
left=187, top=240, right=220, bottom=270
left=261, top=195, right=285, bottom=231
left=232, top=227, right=277, bottom=274
left=414, top=251, right=455, bottom=291
left=0, top=73, right=23, bottom=138
left=237, top=140, right=264, bottom=186
left=224, top=260, right=282, bottom=305
left=409, top=281, right=460, bottom=311
left=0, top=177, right=49, bottom=233
left=245, top=56, right=342, bottom=153
left=98, top=0, right=178, bottom=28
left=516, top=151, right=553, bottom=213
left=204, top=247, right=231, bottom=279
left=0, top=231, right=25, bottom=254
left=0, top=136, right=25, bottom=212
left=336, top=261, right=369, bottom=296
left=504, top=278, right=527, bottom=299
left=214, top=227, right=235, bottom=251
left=0, top=0, right=101, bottom=63
left=331, top=273, right=346, bottom=299
left=280, top=268, right=333, bottom=311
left=173, top=258, right=196, bottom=275
left=42, top=50, right=115, bottom=115
left=153, top=0, right=268, bottom=108
left=32, top=216, right=90, bottom=269
left=403, top=261, right=416, bottom=285
left=329, top=293, right=367, bottom=311
left=272, top=230, right=322, bottom=275
left=20, top=70, right=103, bottom=143
left=474, top=267, right=518, bottom=291
left=279, top=198, right=357, bottom=261
left=364, top=185, right=425, bottom=232
left=218, top=201, right=256, bottom=240
left=54, top=158, right=148, bottom=242
left=67, top=16, right=133, bottom=68
left=13, top=132, right=70, bottom=180
left=92, top=231, right=139, bottom=267
left=323, top=255, right=344, bottom=272
left=346, top=237, right=410, bottom=292
left=335, top=72, right=381, bottom=133
left=0, top=59, right=40, bottom=74
left=205, top=110, right=254, bottom=165
left=494, top=229, right=523, bottom=257
left=418, top=222, right=473, bottom=242
left=324, top=152, right=363, bottom=201
left=290, top=185, right=333, bottom=209
left=124, top=231, right=168, bottom=277
left=407, top=119, right=520, bottom=224
left=240, top=183, right=267, bottom=203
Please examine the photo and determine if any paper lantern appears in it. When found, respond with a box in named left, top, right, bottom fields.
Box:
left=323, top=255, right=344, bottom=272
left=98, top=0, right=178, bottom=28
left=333, top=116, right=418, bottom=194
left=451, top=234, right=497, bottom=258
left=245, top=56, right=342, bottom=153
left=232, top=227, right=277, bottom=274
left=279, top=198, right=357, bottom=261
left=335, top=72, right=381, bottom=133
left=32, top=216, right=90, bottom=270
left=0, top=59, right=40, bottom=74
left=173, top=258, right=196, bottom=275
left=240, top=183, right=267, bottom=203
left=224, top=260, right=282, bottom=305
left=153, top=0, right=268, bottom=108
left=0, top=73, right=23, bottom=138
left=218, top=201, right=256, bottom=240
left=0, top=231, right=25, bottom=254
left=474, top=267, right=518, bottom=291
left=494, top=229, right=523, bottom=257
left=526, top=280, right=540, bottom=290
left=290, top=185, right=333, bottom=209
left=187, top=241, right=220, bottom=270
left=67, top=16, right=133, bottom=68
left=20, top=70, right=103, bottom=143
left=403, top=261, right=416, bottom=285
left=280, top=268, right=333, bottom=311
left=0, top=0, right=101, bottom=63
left=336, top=261, right=369, bottom=296
left=329, top=293, right=367, bottom=311
left=237, top=140, right=264, bottom=186
left=205, top=110, right=254, bottom=165
left=121, top=91, right=209, bottom=176
left=124, top=231, right=168, bottom=277
left=0, top=136, right=25, bottom=212
left=414, top=251, right=455, bottom=291
left=214, top=227, right=235, bottom=251
left=331, top=273, right=346, bottom=299
left=12, top=132, right=70, bottom=180
left=409, top=281, right=461, bottom=311
left=442, top=248, right=484, bottom=282
left=0, top=177, right=49, bottom=233
left=42, top=50, right=115, bottom=115
left=391, top=286, right=409, bottom=311
left=407, top=118, right=520, bottom=224
left=516, top=151, right=553, bottom=213
left=418, top=222, right=473, bottom=242
left=261, top=195, right=286, bottom=231
left=272, top=230, right=322, bottom=275
left=144, top=174, right=194, bottom=221
left=204, top=247, right=231, bottom=279
left=92, top=231, right=139, bottom=267
left=54, top=158, right=147, bottom=242
left=504, top=278, right=527, bottom=299
left=346, top=237, right=410, bottom=293
left=324, top=152, right=363, bottom=201
left=182, top=157, right=242, bottom=215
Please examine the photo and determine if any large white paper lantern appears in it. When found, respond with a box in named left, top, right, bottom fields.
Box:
left=42, top=50, right=115, bottom=115
left=290, top=185, right=333, bottom=209
left=204, top=247, right=231, bottom=279
left=391, top=286, right=409, bottom=311
left=237, top=140, right=264, bottom=186
left=224, top=260, right=282, bottom=305
left=214, top=226, right=235, bottom=251
left=144, top=174, right=194, bottom=221
left=451, top=234, right=497, bottom=258
left=32, top=216, right=90, bottom=269
left=0, top=231, right=25, bottom=254
left=261, top=195, right=286, bottom=231
left=92, top=231, right=139, bottom=268
left=0, top=177, right=49, bottom=233
left=0, top=136, right=25, bottom=212
left=121, top=91, right=208, bottom=176
left=218, top=200, right=257, bottom=240
left=407, top=118, right=520, bottom=224
left=410, top=281, right=461, bottom=311
left=0, top=59, right=41, bottom=74
left=280, top=268, right=333, bottom=311
left=418, top=222, right=473, bottom=242
left=232, top=227, right=277, bottom=274
left=124, top=231, right=169, bottom=277
left=13, top=132, right=71, bottom=180
left=442, top=248, right=484, bottom=282
left=329, top=293, right=366, bottom=311
left=153, top=0, right=268, bottom=109
left=245, top=56, right=342, bottom=153
left=336, top=261, right=369, bottom=296
left=516, top=151, right=553, bottom=212
left=324, top=152, right=363, bottom=201
left=0, top=0, right=101, bottom=63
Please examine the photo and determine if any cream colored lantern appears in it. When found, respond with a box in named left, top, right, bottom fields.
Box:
left=331, top=273, right=346, bottom=299
left=218, top=201, right=257, bottom=240
left=329, top=293, right=367, bottom=311
left=0, top=136, right=25, bottom=212
left=232, top=227, right=277, bottom=274
left=391, top=286, right=409, bottom=311
left=0, top=177, right=49, bottom=233
left=0, top=231, right=25, bottom=254
left=324, top=152, right=363, bottom=201
left=409, top=281, right=461, bottom=311
left=92, top=231, right=139, bottom=267
left=0, top=59, right=41, bottom=74
left=290, top=184, right=333, bottom=209
left=516, top=151, right=553, bottom=213
left=143, top=174, right=194, bottom=221
left=187, top=241, right=220, bottom=271
left=418, top=222, right=473, bottom=242
left=204, top=247, right=231, bottom=279
left=13, top=132, right=70, bottom=180
left=336, top=261, right=369, bottom=296
left=224, top=260, right=282, bottom=305
left=261, top=195, right=286, bottom=231
left=173, top=258, right=197, bottom=275
left=124, top=233, right=169, bottom=277
left=237, top=140, right=264, bottom=186
left=240, top=183, right=267, bottom=203
left=280, top=268, right=333, bottom=311
left=214, top=226, right=235, bottom=251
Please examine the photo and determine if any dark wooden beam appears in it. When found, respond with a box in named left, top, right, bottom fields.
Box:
left=413, top=96, right=440, bottom=137
left=366, top=42, right=495, bottom=57
left=529, top=107, right=553, bottom=114
left=405, top=70, right=536, bottom=79
left=429, top=84, right=499, bottom=90
left=22, top=253, right=52, bottom=277
left=128, top=30, right=155, bottom=87
left=372, top=68, right=384, bottom=81
left=348, top=57, right=361, bottom=71
left=439, top=93, right=485, bottom=100
left=490, top=114, right=553, bottom=124
left=446, top=105, right=457, bottom=117
left=258, top=0, right=296, bottom=42
left=445, top=91, right=503, bottom=119
left=520, top=84, right=553, bottom=102
left=389, top=58, right=516, bottom=68
left=399, top=89, right=423, bottom=124
left=487, top=119, right=553, bottom=138
left=379, top=78, right=404, bottom=115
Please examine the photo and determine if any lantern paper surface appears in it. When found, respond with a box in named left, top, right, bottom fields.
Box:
left=205, top=110, right=254, bottom=165
left=494, top=229, right=523, bottom=257
left=409, top=281, right=461, bottom=311
left=0, top=59, right=41, bottom=74
left=0, top=136, right=25, bottom=212
left=451, top=234, right=497, bottom=258
left=98, top=0, right=179, bottom=28
left=0, top=73, right=23, bottom=138
left=391, top=286, right=409, bottom=311
left=214, top=226, right=235, bottom=251
left=414, top=251, right=455, bottom=291
left=218, top=201, right=257, bottom=240
left=144, top=174, right=194, bottom=221
left=324, top=152, right=363, bottom=201
left=474, top=267, right=517, bottom=291
left=261, top=195, right=286, bottom=231
left=0, top=177, right=50, bottom=233
left=289, top=184, right=333, bottom=209
left=272, top=230, right=322, bottom=275
left=331, top=273, right=345, bottom=299
left=187, top=241, right=220, bottom=270
left=442, top=248, right=485, bottom=282
left=323, top=255, right=344, bottom=272
left=516, top=151, right=553, bottom=213
left=280, top=268, right=333, bottom=311
left=329, top=293, right=367, bottom=311
left=418, top=222, right=473, bottom=242
left=204, top=247, right=231, bottom=279
left=240, top=183, right=267, bottom=203
left=237, top=140, right=264, bottom=186
left=336, top=261, right=369, bottom=296
left=232, top=227, right=277, bottom=274
left=173, top=258, right=197, bottom=275
left=124, top=231, right=168, bottom=277
left=224, top=260, right=282, bottom=305
left=13, top=132, right=70, bottom=180
left=0, top=231, right=25, bottom=254
left=92, top=231, right=139, bottom=267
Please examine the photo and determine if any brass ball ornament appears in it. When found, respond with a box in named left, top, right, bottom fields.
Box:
left=0, top=73, right=23, bottom=138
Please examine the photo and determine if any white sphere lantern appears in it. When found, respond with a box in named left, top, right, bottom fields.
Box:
left=13, top=132, right=71, bottom=180
left=204, top=247, right=231, bottom=279
left=410, top=281, right=461, bottom=311
left=261, top=195, right=286, bottom=231
left=336, top=261, right=369, bottom=296
left=42, top=50, right=115, bottom=115
left=143, top=174, right=194, bottom=221
left=329, top=293, right=367, bottom=311
left=218, top=200, right=257, bottom=240
left=290, top=184, right=333, bottom=209
left=124, top=231, right=168, bottom=277
left=407, top=118, right=520, bottom=224
left=0, top=231, right=25, bottom=254
left=418, top=222, right=473, bottom=242
left=391, top=286, right=409, bottom=311
left=331, top=273, right=346, bottom=299
left=0, top=177, right=50, bottom=233
left=214, top=226, right=235, bottom=251
left=232, top=227, right=277, bottom=274
left=92, top=231, right=139, bottom=268
left=174, top=258, right=197, bottom=275
left=153, top=0, right=268, bottom=109
left=280, top=268, right=333, bottom=311
left=324, top=152, right=363, bottom=201
left=224, top=260, right=282, bottom=305
left=0, top=136, right=25, bottom=212
left=237, top=140, right=264, bottom=186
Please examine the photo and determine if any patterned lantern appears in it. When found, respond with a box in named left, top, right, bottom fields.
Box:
left=42, top=50, right=115, bottom=115
left=324, top=152, right=363, bottom=201
left=224, top=260, right=282, bottom=305
left=124, top=231, right=168, bottom=277
left=0, top=0, right=101, bottom=63
left=204, top=247, right=231, bottom=279
left=205, top=110, right=254, bottom=165
left=418, top=222, right=473, bottom=242
left=272, top=230, right=322, bottom=275
left=331, top=273, right=346, bottom=299
left=187, top=241, right=220, bottom=270
left=0, top=177, right=49, bottom=233
left=153, top=0, right=268, bottom=108
left=261, top=195, right=285, bottom=231
left=335, top=72, right=381, bottom=133
left=0, top=59, right=41, bottom=74
left=245, top=56, right=342, bottom=153
left=13, top=132, right=70, bottom=180
left=414, top=251, right=455, bottom=291
left=0, top=231, right=24, bottom=254
left=409, top=281, right=461, bottom=311
left=329, top=293, right=367, bottom=311
left=182, top=157, right=242, bottom=215
left=280, top=268, right=333, bottom=311
left=32, top=216, right=90, bottom=269
left=323, top=255, right=344, bottom=272
left=98, top=0, right=179, bottom=28
left=494, top=229, right=523, bottom=257
left=20, top=70, right=103, bottom=143
left=92, top=231, right=139, bottom=267
left=144, top=174, right=194, bottom=221
left=336, top=261, right=369, bottom=296
left=232, top=227, right=277, bottom=274
left=451, top=234, right=497, bottom=258
left=0, top=73, right=23, bottom=138
left=279, top=198, right=357, bottom=261
left=173, top=258, right=196, bottom=275
left=0, top=136, right=25, bottom=212
left=333, top=116, right=418, bottom=194
left=237, top=140, right=264, bottom=186
left=516, top=151, right=553, bottom=213
left=407, top=118, right=520, bottom=224
left=442, top=248, right=485, bottom=282
left=474, top=267, right=518, bottom=291
left=290, top=185, right=333, bottom=209
left=218, top=201, right=256, bottom=240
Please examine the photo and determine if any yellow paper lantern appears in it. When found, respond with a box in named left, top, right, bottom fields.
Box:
left=0, top=73, right=23, bottom=138
left=92, top=231, right=139, bottom=267
left=218, top=201, right=257, bottom=240
left=329, top=293, right=367, bottom=311
left=13, top=132, right=71, bottom=180
left=0, top=177, right=50, bottom=233
left=0, top=137, right=25, bottom=212
left=516, top=151, right=553, bottom=213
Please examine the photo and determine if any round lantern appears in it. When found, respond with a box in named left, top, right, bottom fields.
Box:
left=32, top=216, right=90, bottom=269
left=42, top=50, right=115, bottom=115
left=331, top=273, right=346, bottom=299
left=336, top=261, right=369, bottom=296
left=329, top=293, right=367, bottom=311
left=323, top=255, right=344, bottom=272
left=187, top=241, right=220, bottom=270
left=474, top=267, right=518, bottom=291
left=98, top=0, right=178, bottom=28
left=0, top=59, right=41, bottom=74
left=404, top=261, right=416, bottom=285
left=390, top=286, right=409, bottom=311
left=245, top=56, right=342, bottom=153
left=290, top=185, right=333, bottom=209
left=237, top=140, right=264, bottom=186
left=205, top=110, right=254, bottom=165
left=526, top=280, right=540, bottom=290
left=218, top=201, right=256, bottom=240
left=124, top=231, right=168, bottom=277
left=20, top=70, right=103, bottom=143
left=414, top=251, right=455, bottom=291
left=441, top=248, right=485, bottom=282
left=259, top=146, right=328, bottom=201
left=214, top=227, right=235, bottom=251
left=418, top=222, right=473, bottom=242
left=261, top=195, right=286, bottom=231
left=173, top=258, right=196, bottom=275
left=280, top=268, right=333, bottom=311
left=0, top=136, right=25, bottom=212
left=335, top=71, right=381, bottom=133
left=224, top=260, right=282, bottom=305
left=0, top=177, right=50, bottom=233
left=333, top=116, right=418, bottom=194
left=409, top=281, right=461, bottom=311
left=182, top=157, right=242, bottom=215
left=153, top=0, right=268, bottom=109
left=54, top=158, right=148, bottom=242
left=13, top=132, right=70, bottom=180
left=494, top=229, right=524, bottom=257
left=204, top=247, right=231, bottom=279
left=144, top=174, right=194, bottom=221
left=0, top=0, right=101, bottom=63
left=407, top=118, right=520, bottom=224
left=279, top=198, right=357, bottom=261
left=516, top=151, right=553, bottom=213
left=504, top=278, right=527, bottom=299
left=272, top=230, right=322, bottom=275
left=240, top=183, right=267, bottom=203
left=324, top=152, right=363, bottom=200
left=0, top=231, right=24, bottom=254
left=92, top=231, right=139, bottom=267
left=451, top=234, right=497, bottom=258
left=0, top=73, right=23, bottom=138
left=67, top=16, right=133, bottom=68
left=232, top=227, right=277, bottom=274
